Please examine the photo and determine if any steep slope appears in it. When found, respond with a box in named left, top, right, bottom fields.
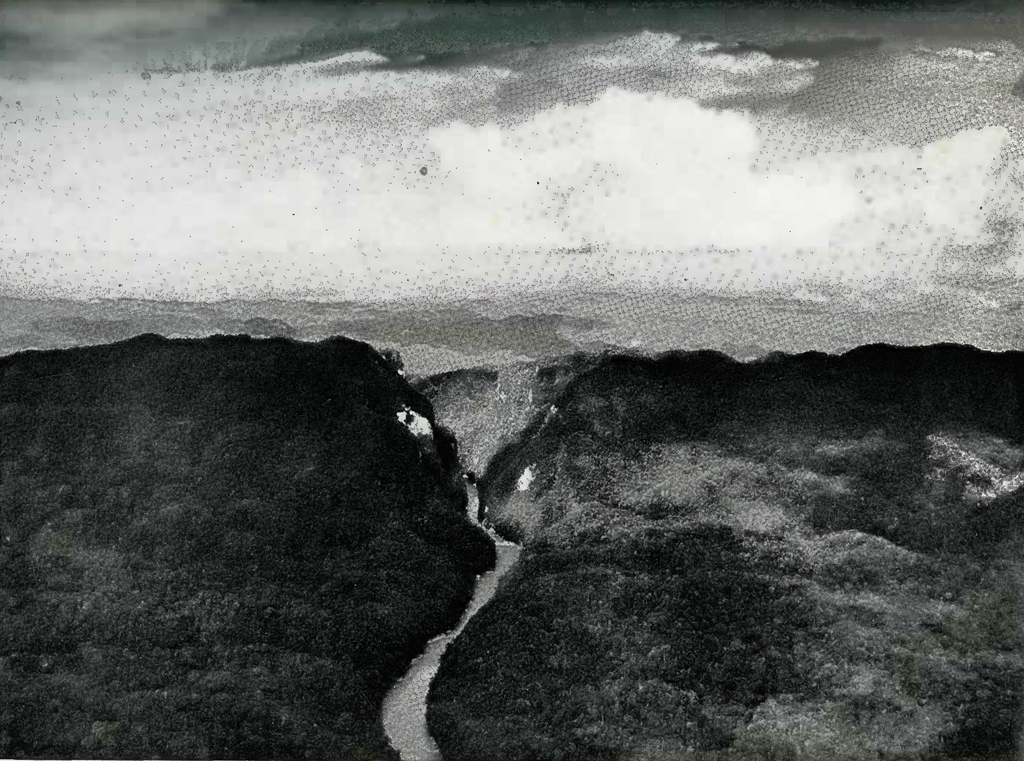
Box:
left=412, top=353, right=604, bottom=480
left=430, top=345, right=1024, bottom=760
left=0, top=334, right=494, bottom=760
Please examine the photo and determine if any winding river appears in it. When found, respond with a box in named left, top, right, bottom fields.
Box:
left=382, top=490, right=521, bottom=761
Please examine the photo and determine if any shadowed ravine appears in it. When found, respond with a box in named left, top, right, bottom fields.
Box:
left=382, top=490, right=521, bottom=761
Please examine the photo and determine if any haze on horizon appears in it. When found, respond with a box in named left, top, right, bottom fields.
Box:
left=3, top=0, right=1024, bottom=353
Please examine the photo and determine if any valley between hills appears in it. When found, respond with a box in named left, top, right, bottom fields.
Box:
left=1, top=336, right=1022, bottom=760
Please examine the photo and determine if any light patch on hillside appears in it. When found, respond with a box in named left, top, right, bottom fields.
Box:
left=786, top=468, right=852, bottom=496
left=812, top=432, right=890, bottom=459
left=398, top=406, right=433, bottom=438
left=803, top=529, right=923, bottom=573
left=689, top=43, right=816, bottom=75
left=517, top=465, right=536, bottom=492
left=927, top=432, right=1024, bottom=501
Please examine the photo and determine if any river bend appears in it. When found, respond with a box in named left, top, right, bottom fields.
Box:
left=382, top=492, right=521, bottom=761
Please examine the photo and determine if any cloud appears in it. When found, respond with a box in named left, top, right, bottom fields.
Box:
left=2, top=73, right=1017, bottom=301
left=575, top=30, right=682, bottom=69
left=490, top=31, right=820, bottom=121
left=400, top=91, right=1016, bottom=298
left=306, top=50, right=389, bottom=73
left=1, top=24, right=1022, bottom=304
left=418, top=89, right=855, bottom=254
left=716, top=37, right=885, bottom=62
left=913, top=45, right=997, bottom=63
left=683, top=41, right=815, bottom=74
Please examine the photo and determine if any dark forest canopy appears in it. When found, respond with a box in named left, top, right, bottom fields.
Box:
left=0, top=333, right=494, bottom=760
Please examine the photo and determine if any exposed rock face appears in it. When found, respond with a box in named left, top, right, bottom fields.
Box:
left=414, top=353, right=602, bottom=489
left=0, top=334, right=494, bottom=760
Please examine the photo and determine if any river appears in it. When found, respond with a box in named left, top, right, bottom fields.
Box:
left=382, top=490, right=521, bottom=761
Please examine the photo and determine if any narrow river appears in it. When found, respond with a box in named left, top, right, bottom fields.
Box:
left=382, top=490, right=521, bottom=761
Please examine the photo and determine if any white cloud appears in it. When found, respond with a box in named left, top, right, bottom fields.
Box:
left=301, top=50, right=390, bottom=73
left=693, top=47, right=779, bottom=74
left=319, top=51, right=389, bottom=66
left=676, top=40, right=818, bottom=72
left=572, top=34, right=818, bottom=102
left=580, top=54, right=638, bottom=69
left=914, top=46, right=997, bottom=62
left=1, top=30, right=1021, bottom=303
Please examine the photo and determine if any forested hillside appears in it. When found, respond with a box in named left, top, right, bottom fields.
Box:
left=0, top=334, right=494, bottom=760
left=430, top=345, right=1024, bottom=761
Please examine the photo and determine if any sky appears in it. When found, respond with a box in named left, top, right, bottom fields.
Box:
left=2, top=0, right=1024, bottom=356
